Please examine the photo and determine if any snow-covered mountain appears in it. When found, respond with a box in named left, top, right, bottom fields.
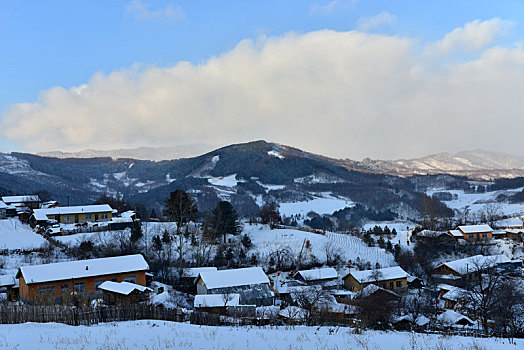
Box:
left=358, top=150, right=524, bottom=179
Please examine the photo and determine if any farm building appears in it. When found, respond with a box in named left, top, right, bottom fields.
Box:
left=16, top=254, right=149, bottom=304
left=293, top=267, right=338, bottom=289
left=0, top=275, right=18, bottom=301
left=456, top=225, right=493, bottom=242
left=438, top=284, right=468, bottom=310
left=192, top=294, right=253, bottom=315
left=2, top=195, right=41, bottom=210
left=196, top=267, right=274, bottom=306
left=30, top=204, right=113, bottom=227
left=0, top=201, right=6, bottom=219
left=437, top=310, right=475, bottom=327
left=343, top=266, right=408, bottom=292
left=98, top=281, right=152, bottom=305
left=432, top=254, right=511, bottom=287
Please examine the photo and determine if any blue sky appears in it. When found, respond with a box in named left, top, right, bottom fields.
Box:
left=1, top=1, right=524, bottom=158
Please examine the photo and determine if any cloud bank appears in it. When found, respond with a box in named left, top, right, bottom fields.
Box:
left=2, top=20, right=523, bottom=159
left=125, top=0, right=185, bottom=21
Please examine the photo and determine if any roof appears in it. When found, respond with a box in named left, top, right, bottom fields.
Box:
left=457, top=224, right=493, bottom=234
left=441, top=286, right=467, bottom=301
left=295, top=267, right=338, bottom=281
left=0, top=275, right=16, bottom=287
left=347, top=266, right=408, bottom=284
left=0, top=201, right=7, bottom=210
left=437, top=310, right=474, bottom=325
left=278, top=306, right=308, bottom=320
left=32, top=204, right=113, bottom=218
left=17, top=254, right=149, bottom=284
left=494, top=217, right=524, bottom=228
left=198, top=267, right=269, bottom=290
left=194, top=294, right=241, bottom=308
left=436, top=255, right=511, bottom=275
left=2, top=195, right=40, bottom=204
left=355, top=284, right=400, bottom=299
left=183, top=267, right=217, bottom=278
left=392, top=314, right=430, bottom=327
left=99, top=281, right=151, bottom=295
left=448, top=230, right=464, bottom=237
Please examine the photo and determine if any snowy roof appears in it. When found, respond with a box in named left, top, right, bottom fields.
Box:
left=295, top=267, right=338, bottom=281
left=0, top=201, right=7, bottom=209
left=99, top=281, right=151, bottom=295
left=0, top=275, right=15, bottom=287
left=18, top=254, right=149, bottom=284
left=198, top=267, right=269, bottom=290
left=194, top=294, right=241, bottom=308
left=2, top=195, right=40, bottom=204
left=494, top=217, right=523, bottom=228
left=437, top=310, right=474, bottom=325
left=278, top=306, right=308, bottom=320
left=355, top=284, right=399, bottom=299
left=183, top=267, right=217, bottom=278
left=492, top=230, right=507, bottom=235
left=437, top=255, right=511, bottom=275
left=441, top=286, right=467, bottom=301
left=457, top=224, right=493, bottom=234
left=32, top=204, right=113, bottom=218
left=448, top=230, right=464, bottom=237
left=392, top=314, right=430, bottom=327
left=347, top=266, right=408, bottom=284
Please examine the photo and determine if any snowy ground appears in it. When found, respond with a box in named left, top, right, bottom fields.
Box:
left=362, top=221, right=417, bottom=251
left=278, top=193, right=354, bottom=218
left=245, top=224, right=394, bottom=267
left=0, top=218, right=46, bottom=250
left=0, top=320, right=519, bottom=350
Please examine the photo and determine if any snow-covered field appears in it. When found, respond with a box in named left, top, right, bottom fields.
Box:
left=245, top=224, right=394, bottom=267
left=0, top=218, right=46, bottom=250
left=278, top=193, right=353, bottom=217
left=0, top=320, right=519, bottom=350
left=362, top=221, right=417, bottom=250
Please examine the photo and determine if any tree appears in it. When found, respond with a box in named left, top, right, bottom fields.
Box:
left=259, top=203, right=281, bottom=229
left=211, top=201, right=241, bottom=243
left=163, top=190, right=197, bottom=235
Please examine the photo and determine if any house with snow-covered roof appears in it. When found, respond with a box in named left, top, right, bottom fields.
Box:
left=99, top=281, right=152, bottom=305
left=343, top=266, right=408, bottom=292
left=293, top=267, right=338, bottom=289
left=456, top=224, right=493, bottom=242
left=2, top=195, right=41, bottom=210
left=30, top=204, right=113, bottom=227
left=432, top=254, right=511, bottom=286
left=195, top=267, right=273, bottom=306
left=0, top=201, right=7, bottom=219
left=16, top=254, right=149, bottom=304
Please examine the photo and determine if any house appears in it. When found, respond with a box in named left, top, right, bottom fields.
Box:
left=180, top=267, right=218, bottom=293
left=506, top=229, right=524, bottom=241
left=16, top=254, right=149, bottom=304
left=343, top=266, right=409, bottom=292
left=31, top=204, right=113, bottom=227
left=108, top=211, right=138, bottom=230
left=407, top=275, right=423, bottom=289
left=494, top=217, right=524, bottom=229
left=491, top=230, right=507, bottom=239
left=437, top=310, right=474, bottom=327
left=293, top=267, right=338, bottom=289
left=0, top=201, right=6, bottom=219
left=196, top=267, right=273, bottom=306
left=354, top=284, right=400, bottom=301
left=447, top=230, right=464, bottom=240
left=98, top=281, right=152, bottom=305
left=392, top=314, right=430, bottom=331
left=432, top=255, right=511, bottom=286
left=456, top=225, right=493, bottom=242
left=0, top=275, right=19, bottom=301
left=1, top=195, right=41, bottom=210
left=193, top=293, right=244, bottom=315
left=438, top=284, right=468, bottom=310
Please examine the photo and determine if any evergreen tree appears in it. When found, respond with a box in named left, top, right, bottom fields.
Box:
left=130, top=221, right=143, bottom=244
left=163, top=190, right=197, bottom=235
left=211, top=201, right=240, bottom=243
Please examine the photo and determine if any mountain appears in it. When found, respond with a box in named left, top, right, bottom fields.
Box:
left=37, top=144, right=215, bottom=161
left=0, top=141, right=461, bottom=225
left=358, top=150, right=524, bottom=180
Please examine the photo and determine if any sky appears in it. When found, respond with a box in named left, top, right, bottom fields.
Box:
left=1, top=0, right=524, bottom=160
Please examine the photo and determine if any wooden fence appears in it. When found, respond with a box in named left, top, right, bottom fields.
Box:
left=0, top=304, right=187, bottom=326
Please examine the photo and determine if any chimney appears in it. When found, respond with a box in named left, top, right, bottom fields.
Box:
left=86, top=266, right=89, bottom=270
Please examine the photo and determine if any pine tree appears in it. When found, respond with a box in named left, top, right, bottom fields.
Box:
left=211, top=201, right=240, bottom=243
left=163, top=190, right=197, bottom=235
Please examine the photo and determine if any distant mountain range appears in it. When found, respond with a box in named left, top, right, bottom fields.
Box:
left=37, top=144, right=215, bottom=161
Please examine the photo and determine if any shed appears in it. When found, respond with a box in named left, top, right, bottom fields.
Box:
left=99, top=281, right=152, bottom=305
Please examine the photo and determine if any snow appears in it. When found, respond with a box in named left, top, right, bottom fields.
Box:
left=449, top=229, right=464, bottom=237
left=279, top=306, right=308, bottom=320
left=208, top=174, right=239, bottom=188
left=355, top=284, right=399, bottom=299
left=198, top=267, right=269, bottom=290
left=437, top=254, right=511, bottom=274
left=279, top=193, right=353, bottom=217
left=0, top=201, right=8, bottom=209
left=183, top=267, right=217, bottom=278
left=19, top=254, right=149, bottom=284
left=494, top=217, right=524, bottom=228
left=1, top=195, right=40, bottom=204
left=32, top=204, right=113, bottom=217
left=457, top=224, right=493, bottom=233
left=194, top=293, right=240, bottom=308
left=211, top=155, right=220, bottom=163
left=0, top=275, right=15, bottom=287
left=0, top=218, right=47, bottom=250
left=437, top=310, right=474, bottom=326
left=348, top=266, right=408, bottom=284
left=0, top=320, right=519, bottom=349
left=267, top=150, right=284, bottom=159
left=98, top=281, right=151, bottom=295
left=296, top=267, right=337, bottom=281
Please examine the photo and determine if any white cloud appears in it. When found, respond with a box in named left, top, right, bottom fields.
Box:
left=425, top=18, right=513, bottom=56
left=125, top=0, right=185, bottom=21
left=309, top=0, right=356, bottom=16
left=357, top=11, right=396, bottom=31
left=3, top=24, right=524, bottom=160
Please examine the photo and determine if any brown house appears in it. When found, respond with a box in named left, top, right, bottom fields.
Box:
left=456, top=225, right=493, bottom=242
left=343, top=266, right=408, bottom=292
left=16, top=254, right=149, bottom=304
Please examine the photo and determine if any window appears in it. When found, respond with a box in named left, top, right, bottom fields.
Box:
left=123, top=275, right=136, bottom=284
left=381, top=283, right=386, bottom=288
left=482, top=233, right=487, bottom=238
left=111, top=278, right=118, bottom=282
left=94, top=280, right=105, bottom=290
left=101, top=213, right=108, bottom=220
left=396, top=281, right=402, bottom=288
left=61, top=284, right=68, bottom=294
left=95, top=213, right=99, bottom=221
left=86, top=214, right=92, bottom=220
left=64, top=215, right=72, bottom=223
left=39, top=286, right=54, bottom=295
left=389, top=281, right=394, bottom=289
left=73, top=282, right=85, bottom=293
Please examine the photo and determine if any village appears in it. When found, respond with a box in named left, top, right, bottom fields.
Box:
left=0, top=192, right=523, bottom=341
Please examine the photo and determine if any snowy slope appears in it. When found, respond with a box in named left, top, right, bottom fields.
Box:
left=0, top=320, right=519, bottom=350
left=0, top=218, right=46, bottom=250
